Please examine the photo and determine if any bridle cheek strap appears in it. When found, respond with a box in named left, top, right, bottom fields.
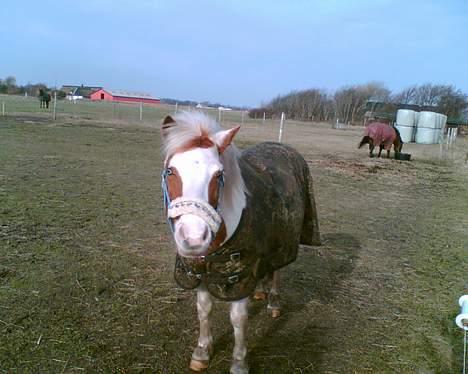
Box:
left=167, top=197, right=222, bottom=234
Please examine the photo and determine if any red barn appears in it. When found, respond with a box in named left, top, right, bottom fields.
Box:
left=90, top=89, right=160, bottom=104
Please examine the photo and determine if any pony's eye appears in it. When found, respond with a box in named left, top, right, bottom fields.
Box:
left=166, top=168, right=173, bottom=176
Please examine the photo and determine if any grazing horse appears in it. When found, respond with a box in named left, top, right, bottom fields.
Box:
left=38, top=89, right=51, bottom=109
left=358, top=122, right=403, bottom=158
left=160, top=112, right=320, bottom=374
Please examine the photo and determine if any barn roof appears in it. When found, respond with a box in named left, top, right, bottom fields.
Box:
left=62, top=85, right=103, bottom=98
left=106, top=89, right=159, bottom=100
left=62, top=85, right=102, bottom=91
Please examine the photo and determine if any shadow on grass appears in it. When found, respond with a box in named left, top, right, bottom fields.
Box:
left=207, top=232, right=360, bottom=373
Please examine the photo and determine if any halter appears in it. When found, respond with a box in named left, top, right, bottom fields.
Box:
left=161, top=168, right=225, bottom=238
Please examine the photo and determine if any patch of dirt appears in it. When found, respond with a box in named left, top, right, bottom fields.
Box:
left=10, top=115, right=51, bottom=124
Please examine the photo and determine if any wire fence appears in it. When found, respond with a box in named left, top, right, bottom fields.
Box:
left=2, top=94, right=467, bottom=164
left=0, top=94, right=256, bottom=126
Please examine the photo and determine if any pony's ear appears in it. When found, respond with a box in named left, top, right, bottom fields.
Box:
left=161, top=115, right=176, bottom=138
left=214, top=126, right=240, bottom=154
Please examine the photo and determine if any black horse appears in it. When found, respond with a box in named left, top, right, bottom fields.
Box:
left=38, top=89, right=51, bottom=109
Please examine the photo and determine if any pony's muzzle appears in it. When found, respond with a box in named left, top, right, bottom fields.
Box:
left=174, top=215, right=212, bottom=256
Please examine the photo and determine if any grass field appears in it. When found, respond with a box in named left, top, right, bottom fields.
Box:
left=0, top=94, right=248, bottom=126
left=1, top=97, right=467, bottom=373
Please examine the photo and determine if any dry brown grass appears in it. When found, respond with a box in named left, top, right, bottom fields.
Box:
left=1, top=113, right=467, bottom=373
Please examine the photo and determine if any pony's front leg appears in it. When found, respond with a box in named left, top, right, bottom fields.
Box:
left=230, top=298, right=249, bottom=374
left=190, top=286, right=213, bottom=372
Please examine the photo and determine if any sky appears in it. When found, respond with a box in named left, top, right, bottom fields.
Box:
left=1, top=0, right=467, bottom=107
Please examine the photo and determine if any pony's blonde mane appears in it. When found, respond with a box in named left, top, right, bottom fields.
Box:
left=162, top=111, right=247, bottom=232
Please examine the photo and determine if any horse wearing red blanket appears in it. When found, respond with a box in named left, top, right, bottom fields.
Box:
left=359, top=122, right=403, bottom=158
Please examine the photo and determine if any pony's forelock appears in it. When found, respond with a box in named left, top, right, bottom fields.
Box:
left=162, top=111, right=220, bottom=159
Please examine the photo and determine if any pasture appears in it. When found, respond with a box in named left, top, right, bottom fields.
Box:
left=1, top=98, right=467, bottom=373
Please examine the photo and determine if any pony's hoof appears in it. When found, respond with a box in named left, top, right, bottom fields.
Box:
left=190, top=358, right=209, bottom=372
left=271, top=308, right=281, bottom=318
left=230, top=359, right=249, bottom=374
left=254, top=291, right=267, bottom=301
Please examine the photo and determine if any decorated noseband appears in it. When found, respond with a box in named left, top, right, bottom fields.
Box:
left=161, top=168, right=225, bottom=235
left=167, top=197, right=222, bottom=233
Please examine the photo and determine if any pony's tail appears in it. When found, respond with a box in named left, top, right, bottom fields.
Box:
left=358, top=136, right=370, bottom=149
left=300, top=171, right=321, bottom=246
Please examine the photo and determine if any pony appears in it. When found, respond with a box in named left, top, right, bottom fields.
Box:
left=358, top=121, right=403, bottom=158
left=38, top=88, right=51, bottom=109
left=160, top=111, right=320, bottom=374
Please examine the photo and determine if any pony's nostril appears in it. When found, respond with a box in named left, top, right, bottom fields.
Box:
left=202, top=228, right=209, bottom=241
left=185, top=238, right=203, bottom=249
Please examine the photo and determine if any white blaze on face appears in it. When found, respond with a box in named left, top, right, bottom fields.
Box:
left=168, top=146, right=223, bottom=257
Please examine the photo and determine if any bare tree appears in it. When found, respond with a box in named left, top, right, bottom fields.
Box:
left=413, top=83, right=444, bottom=106
left=257, top=88, right=331, bottom=121
left=4, top=76, right=18, bottom=94
left=393, top=86, right=417, bottom=104
left=394, top=83, right=467, bottom=117
left=437, top=86, right=467, bottom=118
left=334, top=82, right=390, bottom=124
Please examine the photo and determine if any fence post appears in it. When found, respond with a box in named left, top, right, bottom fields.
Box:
left=241, top=110, right=244, bottom=125
left=2, top=101, right=4, bottom=116
left=218, top=108, right=222, bottom=123
left=53, top=91, right=57, bottom=120
left=263, top=112, right=265, bottom=124
left=452, top=127, right=458, bottom=143
left=278, top=112, right=285, bottom=142
left=174, top=102, right=178, bottom=115
left=139, top=101, right=143, bottom=121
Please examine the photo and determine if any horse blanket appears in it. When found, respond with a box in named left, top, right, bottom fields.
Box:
left=364, top=122, right=396, bottom=150
left=174, top=142, right=320, bottom=301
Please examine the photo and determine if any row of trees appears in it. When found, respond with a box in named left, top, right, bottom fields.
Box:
left=0, top=75, right=50, bottom=97
left=250, top=82, right=468, bottom=124
left=2, top=75, right=466, bottom=121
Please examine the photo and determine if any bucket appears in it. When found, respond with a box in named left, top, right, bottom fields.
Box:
left=395, top=153, right=411, bottom=161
